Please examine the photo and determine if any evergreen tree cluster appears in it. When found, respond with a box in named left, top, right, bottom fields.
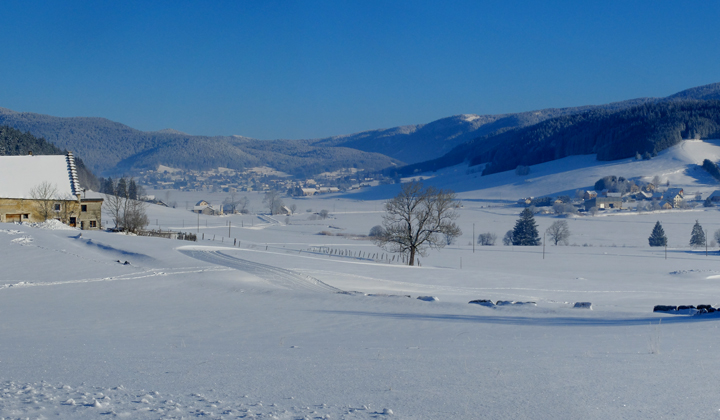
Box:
left=478, top=100, right=720, bottom=175
left=593, top=175, right=636, bottom=193
left=99, top=176, right=143, bottom=200
left=0, top=125, right=99, bottom=190
left=0, top=125, right=62, bottom=155
left=702, top=159, right=720, bottom=181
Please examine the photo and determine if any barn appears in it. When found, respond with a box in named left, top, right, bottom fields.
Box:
left=0, top=152, right=102, bottom=229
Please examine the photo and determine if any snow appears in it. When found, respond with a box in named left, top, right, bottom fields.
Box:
left=0, top=155, right=77, bottom=199
left=5, top=140, right=720, bottom=418
left=20, top=219, right=79, bottom=230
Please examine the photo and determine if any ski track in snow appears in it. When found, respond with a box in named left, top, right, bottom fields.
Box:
left=180, top=249, right=340, bottom=293
left=298, top=270, right=705, bottom=301
left=0, top=380, right=388, bottom=420
left=0, top=267, right=233, bottom=290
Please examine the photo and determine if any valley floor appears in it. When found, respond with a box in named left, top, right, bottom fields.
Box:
left=3, top=190, right=720, bottom=419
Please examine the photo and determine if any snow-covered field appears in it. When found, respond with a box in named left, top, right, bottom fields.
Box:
left=4, top=141, right=720, bottom=419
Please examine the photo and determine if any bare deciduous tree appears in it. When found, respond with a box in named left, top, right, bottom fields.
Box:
left=123, top=197, right=149, bottom=233
left=546, top=220, right=571, bottom=245
left=319, top=209, right=329, bottom=219
left=238, top=196, right=250, bottom=214
left=373, top=182, right=461, bottom=266
left=103, top=176, right=149, bottom=232
left=502, top=230, right=513, bottom=246
left=263, top=190, right=284, bottom=215
left=29, top=182, right=59, bottom=221
left=104, top=192, right=125, bottom=230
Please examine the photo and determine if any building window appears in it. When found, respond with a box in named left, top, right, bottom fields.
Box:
left=22, top=214, right=29, bottom=219
left=81, top=205, right=87, bottom=212
left=54, top=203, right=61, bottom=212
left=89, top=220, right=97, bottom=228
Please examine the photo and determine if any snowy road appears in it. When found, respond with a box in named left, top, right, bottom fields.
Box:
left=179, top=248, right=340, bottom=293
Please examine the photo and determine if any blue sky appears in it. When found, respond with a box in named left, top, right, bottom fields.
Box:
left=2, top=1, right=719, bottom=139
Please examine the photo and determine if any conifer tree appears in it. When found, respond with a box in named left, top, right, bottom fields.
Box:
left=116, top=178, right=128, bottom=198
left=512, top=208, right=541, bottom=246
left=690, top=220, right=706, bottom=248
left=648, top=221, right=667, bottom=247
left=128, top=179, right=138, bottom=200
left=104, top=177, right=114, bottom=195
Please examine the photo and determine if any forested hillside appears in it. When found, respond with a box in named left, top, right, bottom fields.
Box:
left=392, top=100, right=720, bottom=177
left=0, top=108, right=401, bottom=176
left=310, top=98, right=656, bottom=164
left=113, top=136, right=401, bottom=177
left=0, top=125, right=99, bottom=189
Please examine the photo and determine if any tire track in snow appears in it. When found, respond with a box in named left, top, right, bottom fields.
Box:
left=180, top=249, right=340, bottom=293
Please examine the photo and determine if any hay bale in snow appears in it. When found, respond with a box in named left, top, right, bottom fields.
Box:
left=417, top=296, right=439, bottom=302
left=573, top=302, right=592, bottom=309
left=653, top=305, right=677, bottom=312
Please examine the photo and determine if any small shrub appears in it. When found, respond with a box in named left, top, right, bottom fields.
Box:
left=369, top=225, right=385, bottom=237
left=477, top=232, right=497, bottom=246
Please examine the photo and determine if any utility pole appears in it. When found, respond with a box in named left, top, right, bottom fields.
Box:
left=543, top=232, right=546, bottom=259
left=229, top=221, right=231, bottom=238
left=197, top=212, right=200, bottom=233
left=472, top=223, right=475, bottom=253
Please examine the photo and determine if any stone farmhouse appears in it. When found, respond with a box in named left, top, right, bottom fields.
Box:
left=0, top=153, right=102, bottom=229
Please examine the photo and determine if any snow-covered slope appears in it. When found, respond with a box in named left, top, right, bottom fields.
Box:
left=346, top=139, right=720, bottom=202
left=5, top=145, right=720, bottom=418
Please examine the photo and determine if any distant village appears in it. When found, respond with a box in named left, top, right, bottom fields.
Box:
left=135, top=165, right=389, bottom=197
left=519, top=175, right=720, bottom=215
left=135, top=166, right=720, bottom=219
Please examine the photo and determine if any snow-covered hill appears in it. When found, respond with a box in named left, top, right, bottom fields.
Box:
left=345, top=139, right=720, bottom=202
left=5, top=143, right=720, bottom=418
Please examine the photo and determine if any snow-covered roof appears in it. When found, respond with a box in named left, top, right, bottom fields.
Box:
left=665, top=188, right=684, bottom=198
left=0, top=154, right=79, bottom=199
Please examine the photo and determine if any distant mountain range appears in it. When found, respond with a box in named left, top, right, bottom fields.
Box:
left=0, top=109, right=401, bottom=177
left=1, top=82, right=719, bottom=178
